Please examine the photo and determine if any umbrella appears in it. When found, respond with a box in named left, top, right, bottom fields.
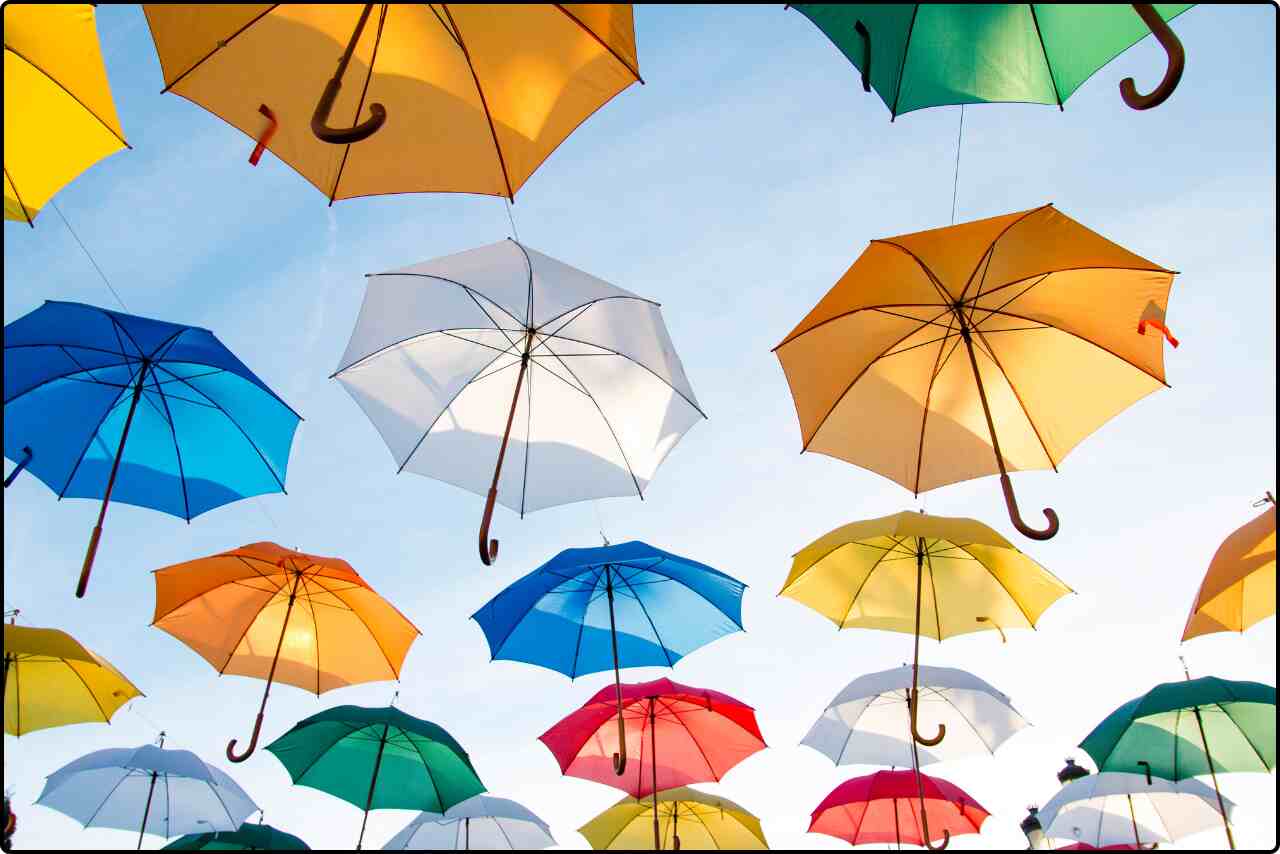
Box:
left=1038, top=772, right=1235, bottom=849
left=142, top=4, right=640, bottom=201
left=152, top=542, right=421, bottom=763
left=471, top=540, right=745, bottom=773
left=383, top=795, right=555, bottom=851
left=802, top=664, right=1028, bottom=768
left=1079, top=674, right=1275, bottom=850
left=265, top=705, right=485, bottom=850
left=580, top=787, right=767, bottom=851
left=4, top=621, right=143, bottom=736
left=36, top=738, right=259, bottom=849
left=540, top=678, right=766, bottom=850
left=789, top=4, right=1195, bottom=115
left=163, top=822, right=309, bottom=850
left=773, top=205, right=1177, bottom=540
left=809, top=770, right=988, bottom=849
left=333, top=239, right=704, bottom=565
left=1182, top=494, right=1276, bottom=641
left=3, top=301, right=301, bottom=597
left=4, top=4, right=129, bottom=224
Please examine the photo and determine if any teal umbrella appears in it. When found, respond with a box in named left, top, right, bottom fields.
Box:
left=791, top=4, right=1196, bottom=115
left=1079, top=675, right=1275, bottom=850
left=163, top=823, right=309, bottom=850
left=265, top=706, right=485, bottom=851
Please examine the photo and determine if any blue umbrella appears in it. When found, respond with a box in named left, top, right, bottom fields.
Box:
left=471, top=540, right=745, bottom=774
left=3, top=301, right=300, bottom=597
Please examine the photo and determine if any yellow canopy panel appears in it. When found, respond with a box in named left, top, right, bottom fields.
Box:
left=580, top=787, right=768, bottom=850
left=1183, top=504, right=1276, bottom=641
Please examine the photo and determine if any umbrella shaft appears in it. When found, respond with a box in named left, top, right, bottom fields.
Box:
left=357, top=724, right=390, bottom=850
left=957, top=321, right=1009, bottom=477
left=138, top=770, right=158, bottom=850
left=1191, top=705, right=1236, bottom=849
left=260, top=573, right=302, bottom=712
left=651, top=699, right=659, bottom=850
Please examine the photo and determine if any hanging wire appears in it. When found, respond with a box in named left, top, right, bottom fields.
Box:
left=503, top=197, right=521, bottom=242
left=949, top=104, right=965, bottom=225
left=592, top=500, right=609, bottom=546
left=50, top=200, right=129, bottom=312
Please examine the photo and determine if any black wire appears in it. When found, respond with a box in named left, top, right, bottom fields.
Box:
left=50, top=199, right=129, bottom=312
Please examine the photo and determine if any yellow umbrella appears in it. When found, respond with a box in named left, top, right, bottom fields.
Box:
left=1182, top=493, right=1276, bottom=641
left=780, top=511, right=1070, bottom=849
left=4, top=4, right=129, bottom=225
left=3, top=622, right=143, bottom=736
left=142, top=4, right=640, bottom=202
left=579, top=787, right=768, bottom=851
left=773, top=204, right=1177, bottom=540
left=152, top=542, right=420, bottom=763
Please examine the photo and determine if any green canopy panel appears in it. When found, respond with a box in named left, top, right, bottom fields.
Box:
left=793, top=4, right=1195, bottom=117
left=163, top=823, right=309, bottom=850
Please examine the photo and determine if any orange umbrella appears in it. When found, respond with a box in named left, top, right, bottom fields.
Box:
left=152, top=542, right=420, bottom=762
left=1182, top=493, right=1276, bottom=641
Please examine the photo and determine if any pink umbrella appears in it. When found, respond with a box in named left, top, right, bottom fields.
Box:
left=810, top=770, right=989, bottom=850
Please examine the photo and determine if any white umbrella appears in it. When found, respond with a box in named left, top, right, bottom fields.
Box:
left=383, top=795, right=555, bottom=850
left=333, top=239, right=704, bottom=565
left=35, top=740, right=258, bottom=848
left=1038, top=771, right=1236, bottom=848
left=802, top=664, right=1028, bottom=767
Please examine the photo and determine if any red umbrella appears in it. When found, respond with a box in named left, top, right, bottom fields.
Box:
left=540, top=677, right=766, bottom=849
left=810, top=771, right=988, bottom=849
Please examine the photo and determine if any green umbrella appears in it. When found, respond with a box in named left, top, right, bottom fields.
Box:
left=791, top=4, right=1196, bottom=116
left=265, top=705, right=486, bottom=850
left=1079, top=675, right=1275, bottom=850
left=163, top=823, right=309, bottom=850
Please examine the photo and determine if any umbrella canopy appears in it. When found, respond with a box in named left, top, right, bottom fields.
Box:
left=36, top=742, right=259, bottom=846
left=580, top=787, right=767, bottom=851
left=153, top=542, right=420, bottom=762
left=383, top=795, right=555, bottom=851
left=142, top=4, right=640, bottom=201
left=4, top=4, right=129, bottom=224
left=809, top=770, right=988, bottom=848
left=773, top=205, right=1177, bottom=540
left=333, top=239, right=703, bottom=565
left=1038, top=772, right=1235, bottom=849
left=790, top=5, right=1197, bottom=116
left=3, top=301, right=301, bottom=597
left=266, top=705, right=485, bottom=849
left=4, top=623, right=143, bottom=736
left=1182, top=500, right=1276, bottom=641
left=802, top=664, right=1028, bottom=768
left=163, top=822, right=310, bottom=850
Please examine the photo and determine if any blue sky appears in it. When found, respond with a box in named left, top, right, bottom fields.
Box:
left=3, top=3, right=1276, bottom=850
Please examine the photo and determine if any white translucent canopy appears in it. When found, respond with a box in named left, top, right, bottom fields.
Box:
left=383, top=794, right=556, bottom=850
left=35, top=743, right=258, bottom=838
left=802, top=664, right=1028, bottom=767
left=1038, top=772, right=1235, bottom=848
left=334, top=240, right=704, bottom=514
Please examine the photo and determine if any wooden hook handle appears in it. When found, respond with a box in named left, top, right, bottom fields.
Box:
left=613, top=709, right=627, bottom=775
left=853, top=20, right=872, bottom=92
left=479, top=487, right=499, bottom=565
left=77, top=524, right=103, bottom=599
left=1120, top=5, right=1186, bottom=110
left=910, top=688, right=946, bottom=746
left=1001, top=474, right=1059, bottom=540
left=227, top=712, right=264, bottom=762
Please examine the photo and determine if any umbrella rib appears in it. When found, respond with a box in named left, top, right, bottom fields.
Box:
left=329, top=4, right=389, bottom=203
left=969, top=325, right=1059, bottom=472
left=2, top=45, right=129, bottom=149
left=837, top=536, right=911, bottom=627
left=151, top=376, right=192, bottom=521
left=537, top=349, right=645, bottom=500
left=534, top=293, right=663, bottom=337
left=1215, top=701, right=1271, bottom=770
left=889, top=5, right=921, bottom=119
left=442, top=5, right=515, bottom=200
left=662, top=699, right=722, bottom=781
left=3, top=165, right=35, bottom=225
left=80, top=767, right=135, bottom=827
left=553, top=4, right=643, bottom=81
left=538, top=331, right=706, bottom=418
left=158, top=5, right=280, bottom=92
left=56, top=358, right=143, bottom=498
left=440, top=330, right=518, bottom=355
left=798, top=306, right=953, bottom=453
left=912, top=309, right=960, bottom=494
left=924, top=549, right=942, bottom=640
left=873, top=240, right=957, bottom=304
left=393, top=347, right=511, bottom=474
left=616, top=574, right=674, bottom=666
left=567, top=569, right=600, bottom=678
left=966, top=265, right=1174, bottom=309
left=957, top=544, right=1039, bottom=629
left=957, top=204, right=1052, bottom=302
left=1028, top=5, right=1065, bottom=108
left=320, top=577, right=404, bottom=680
left=297, top=578, right=328, bottom=692
left=427, top=4, right=463, bottom=48
left=969, top=273, right=1051, bottom=320
left=407, top=733, right=448, bottom=812
left=60, top=656, right=112, bottom=723
left=521, top=348, right=534, bottom=517
left=4, top=366, right=127, bottom=405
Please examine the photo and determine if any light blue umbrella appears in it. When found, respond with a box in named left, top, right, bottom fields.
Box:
left=3, top=300, right=300, bottom=597
left=36, top=740, right=259, bottom=849
left=383, top=795, right=555, bottom=850
left=471, top=541, right=746, bottom=773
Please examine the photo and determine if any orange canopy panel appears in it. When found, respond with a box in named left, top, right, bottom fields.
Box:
left=1183, top=505, right=1277, bottom=641
left=153, top=542, right=420, bottom=694
left=774, top=204, right=1176, bottom=496
left=142, top=4, right=641, bottom=201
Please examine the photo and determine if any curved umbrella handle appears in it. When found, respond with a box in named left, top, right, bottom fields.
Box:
left=249, top=104, right=278, bottom=165
left=612, top=708, right=627, bottom=775
left=853, top=20, right=872, bottom=92
left=1120, top=4, right=1186, bottom=110
left=3, top=447, right=32, bottom=488
left=479, top=488, right=499, bottom=565
left=1136, top=760, right=1153, bottom=785
left=311, top=3, right=388, bottom=144
left=227, top=712, right=264, bottom=763
left=1000, top=474, right=1059, bottom=540
left=918, top=797, right=950, bottom=851
left=910, top=688, right=945, bottom=747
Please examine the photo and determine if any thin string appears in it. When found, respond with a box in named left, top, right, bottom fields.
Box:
left=503, top=197, right=521, bottom=242
left=949, top=104, right=965, bottom=225
left=50, top=200, right=129, bottom=312
left=593, top=500, right=609, bottom=546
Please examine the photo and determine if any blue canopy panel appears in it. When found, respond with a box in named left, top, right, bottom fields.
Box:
left=471, top=541, right=746, bottom=678
left=4, top=301, right=301, bottom=519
